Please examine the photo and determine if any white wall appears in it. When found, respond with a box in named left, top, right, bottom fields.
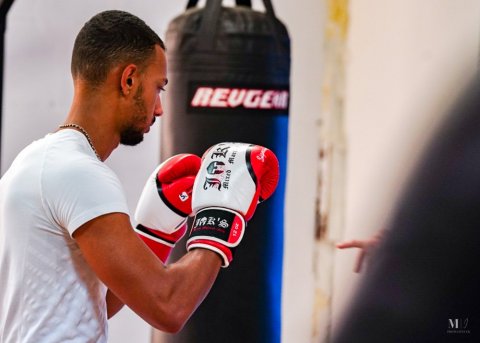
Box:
left=2, top=0, right=480, bottom=342
left=276, top=0, right=323, bottom=342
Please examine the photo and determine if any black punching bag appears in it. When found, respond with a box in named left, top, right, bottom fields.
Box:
left=160, top=0, right=290, bottom=342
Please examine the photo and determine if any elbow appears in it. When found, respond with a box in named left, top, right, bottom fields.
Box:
left=162, top=310, right=186, bottom=333
left=148, top=265, right=201, bottom=333
left=151, top=303, right=192, bottom=334
left=160, top=318, right=185, bottom=334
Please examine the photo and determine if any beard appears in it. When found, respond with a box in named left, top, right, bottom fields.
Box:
left=119, top=122, right=144, bottom=146
left=120, top=84, right=149, bottom=146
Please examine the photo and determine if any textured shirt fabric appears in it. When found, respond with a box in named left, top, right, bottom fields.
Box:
left=0, top=129, right=130, bottom=343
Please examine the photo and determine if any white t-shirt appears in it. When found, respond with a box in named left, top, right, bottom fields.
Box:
left=0, top=129, right=130, bottom=343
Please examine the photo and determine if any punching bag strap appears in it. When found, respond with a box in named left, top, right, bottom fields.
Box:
left=186, top=0, right=197, bottom=9
left=187, top=0, right=251, bottom=9
left=236, top=0, right=252, bottom=7
left=194, top=0, right=281, bottom=52
left=197, top=0, right=222, bottom=51
left=262, top=0, right=277, bottom=20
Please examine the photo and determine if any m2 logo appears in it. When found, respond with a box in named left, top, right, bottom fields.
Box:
left=446, top=317, right=470, bottom=335
left=448, top=318, right=468, bottom=330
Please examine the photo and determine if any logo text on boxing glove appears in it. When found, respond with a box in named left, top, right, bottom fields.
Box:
left=203, top=177, right=222, bottom=190
left=193, top=216, right=227, bottom=234
left=256, top=148, right=267, bottom=162
left=206, top=161, right=225, bottom=174
left=211, top=146, right=230, bottom=159
left=179, top=191, right=189, bottom=202
left=202, top=144, right=236, bottom=191
left=190, top=208, right=245, bottom=248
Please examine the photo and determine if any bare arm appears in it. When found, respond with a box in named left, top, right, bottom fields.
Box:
left=106, top=289, right=124, bottom=319
left=73, top=212, right=221, bottom=333
left=336, top=230, right=385, bottom=273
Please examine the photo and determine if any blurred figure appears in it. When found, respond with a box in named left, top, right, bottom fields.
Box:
left=334, top=74, right=480, bottom=342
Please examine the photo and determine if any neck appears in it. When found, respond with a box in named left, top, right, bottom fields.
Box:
left=62, top=86, right=122, bottom=161
left=59, top=123, right=103, bottom=161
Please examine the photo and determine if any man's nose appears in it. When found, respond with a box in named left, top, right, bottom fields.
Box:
left=154, top=94, right=163, bottom=116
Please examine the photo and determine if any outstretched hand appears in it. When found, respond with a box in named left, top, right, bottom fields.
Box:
left=336, top=230, right=385, bottom=273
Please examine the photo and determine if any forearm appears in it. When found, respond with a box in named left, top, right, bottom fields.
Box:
left=139, top=248, right=222, bottom=332
left=106, top=289, right=125, bottom=319
left=166, top=249, right=222, bottom=314
left=75, top=214, right=221, bottom=333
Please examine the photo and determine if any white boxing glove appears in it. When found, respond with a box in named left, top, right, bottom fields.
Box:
left=186, top=142, right=279, bottom=267
left=135, top=154, right=201, bottom=264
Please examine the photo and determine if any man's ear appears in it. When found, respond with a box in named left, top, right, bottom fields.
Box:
left=120, top=64, right=137, bottom=96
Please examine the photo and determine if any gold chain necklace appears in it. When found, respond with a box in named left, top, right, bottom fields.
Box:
left=58, top=124, right=102, bottom=161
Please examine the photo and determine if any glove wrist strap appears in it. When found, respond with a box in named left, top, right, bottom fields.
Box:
left=188, top=207, right=245, bottom=246
left=187, top=207, right=246, bottom=267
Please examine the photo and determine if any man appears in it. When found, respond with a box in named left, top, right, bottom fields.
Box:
left=0, top=10, right=279, bottom=342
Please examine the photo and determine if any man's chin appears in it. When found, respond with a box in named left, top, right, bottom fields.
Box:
left=120, top=132, right=144, bottom=146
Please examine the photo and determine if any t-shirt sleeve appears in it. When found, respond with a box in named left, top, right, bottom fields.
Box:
left=42, top=158, right=130, bottom=236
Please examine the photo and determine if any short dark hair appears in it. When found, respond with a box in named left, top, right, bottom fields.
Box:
left=71, top=10, right=165, bottom=86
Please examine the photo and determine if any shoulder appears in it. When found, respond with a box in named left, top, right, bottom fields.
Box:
left=42, top=130, right=121, bottom=185
left=41, top=131, right=128, bottom=215
left=43, top=153, right=124, bottom=201
left=41, top=147, right=129, bottom=235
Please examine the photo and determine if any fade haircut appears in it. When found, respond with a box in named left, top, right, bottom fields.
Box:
left=71, top=10, right=165, bottom=86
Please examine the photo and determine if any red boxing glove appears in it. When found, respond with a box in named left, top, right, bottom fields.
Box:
left=187, top=143, right=279, bottom=267
left=134, top=154, right=201, bottom=264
